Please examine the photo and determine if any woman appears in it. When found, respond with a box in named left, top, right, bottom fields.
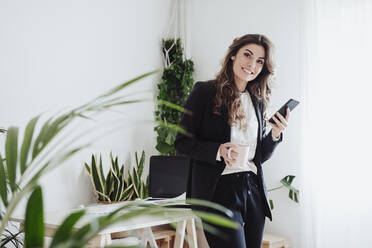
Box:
left=174, top=34, right=290, bottom=248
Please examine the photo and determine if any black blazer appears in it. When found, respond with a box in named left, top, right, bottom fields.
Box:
left=174, top=81, right=282, bottom=221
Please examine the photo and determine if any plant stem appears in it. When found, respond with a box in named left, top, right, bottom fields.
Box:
left=267, top=185, right=284, bottom=192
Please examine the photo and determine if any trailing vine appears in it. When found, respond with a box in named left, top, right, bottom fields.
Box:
left=154, top=38, right=194, bottom=155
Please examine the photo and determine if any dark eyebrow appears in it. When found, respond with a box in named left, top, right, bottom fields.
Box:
left=245, top=49, right=265, bottom=60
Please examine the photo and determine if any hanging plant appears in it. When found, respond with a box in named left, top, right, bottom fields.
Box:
left=154, top=38, right=194, bottom=155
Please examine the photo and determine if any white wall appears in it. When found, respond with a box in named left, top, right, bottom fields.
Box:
left=187, top=0, right=303, bottom=247
left=0, top=0, right=172, bottom=212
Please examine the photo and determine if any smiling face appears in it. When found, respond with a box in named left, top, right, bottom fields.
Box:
left=231, top=43, right=266, bottom=87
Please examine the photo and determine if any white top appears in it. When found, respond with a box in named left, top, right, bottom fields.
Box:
left=11, top=201, right=195, bottom=235
left=217, top=92, right=258, bottom=175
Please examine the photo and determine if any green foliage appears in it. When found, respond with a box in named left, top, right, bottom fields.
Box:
left=268, top=175, right=300, bottom=210
left=5, top=127, right=18, bottom=192
left=154, top=38, right=194, bottom=155
left=0, top=71, right=157, bottom=240
left=21, top=186, right=237, bottom=248
left=1, top=70, right=236, bottom=247
left=280, top=175, right=300, bottom=203
left=85, top=151, right=149, bottom=203
left=0, top=155, right=8, bottom=207
left=49, top=210, right=85, bottom=247
left=24, top=186, right=44, bottom=247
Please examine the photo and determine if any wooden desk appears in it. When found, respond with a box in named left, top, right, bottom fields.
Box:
left=11, top=204, right=198, bottom=248
left=262, top=233, right=291, bottom=248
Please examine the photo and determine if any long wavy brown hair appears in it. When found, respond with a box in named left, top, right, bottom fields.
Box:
left=213, top=34, right=276, bottom=127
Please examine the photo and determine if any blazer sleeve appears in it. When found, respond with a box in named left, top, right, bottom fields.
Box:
left=260, top=102, right=283, bottom=163
left=174, top=82, right=221, bottom=164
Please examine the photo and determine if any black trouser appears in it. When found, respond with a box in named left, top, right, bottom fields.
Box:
left=204, top=171, right=265, bottom=248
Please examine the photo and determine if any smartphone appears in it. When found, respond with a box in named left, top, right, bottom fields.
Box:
left=269, top=98, right=300, bottom=124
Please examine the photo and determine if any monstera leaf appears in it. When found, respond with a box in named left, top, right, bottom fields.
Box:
left=268, top=175, right=300, bottom=210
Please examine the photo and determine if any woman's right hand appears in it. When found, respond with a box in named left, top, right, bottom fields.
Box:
left=219, top=142, right=238, bottom=167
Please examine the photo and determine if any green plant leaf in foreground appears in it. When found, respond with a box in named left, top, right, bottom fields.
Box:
left=98, top=70, right=159, bottom=99
left=191, top=210, right=239, bottom=229
left=24, top=186, right=44, bottom=248
left=20, top=183, right=237, bottom=248
left=185, top=199, right=234, bottom=218
left=5, top=127, right=18, bottom=192
left=20, top=116, right=40, bottom=174
left=0, top=71, right=158, bottom=237
left=52, top=200, right=237, bottom=247
left=156, top=99, right=191, bottom=115
left=50, top=210, right=85, bottom=247
left=0, top=154, right=8, bottom=206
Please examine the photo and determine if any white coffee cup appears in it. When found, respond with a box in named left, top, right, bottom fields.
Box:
left=227, top=144, right=250, bottom=167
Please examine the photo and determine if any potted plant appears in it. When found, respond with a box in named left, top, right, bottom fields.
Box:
left=84, top=151, right=149, bottom=203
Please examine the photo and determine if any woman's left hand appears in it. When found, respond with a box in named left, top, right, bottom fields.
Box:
left=267, top=107, right=290, bottom=139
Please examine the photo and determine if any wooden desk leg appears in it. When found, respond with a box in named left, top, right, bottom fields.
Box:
left=86, top=234, right=111, bottom=247
left=186, top=218, right=198, bottom=248
left=174, top=220, right=187, bottom=248
left=102, top=234, right=112, bottom=246
left=136, top=227, right=158, bottom=248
